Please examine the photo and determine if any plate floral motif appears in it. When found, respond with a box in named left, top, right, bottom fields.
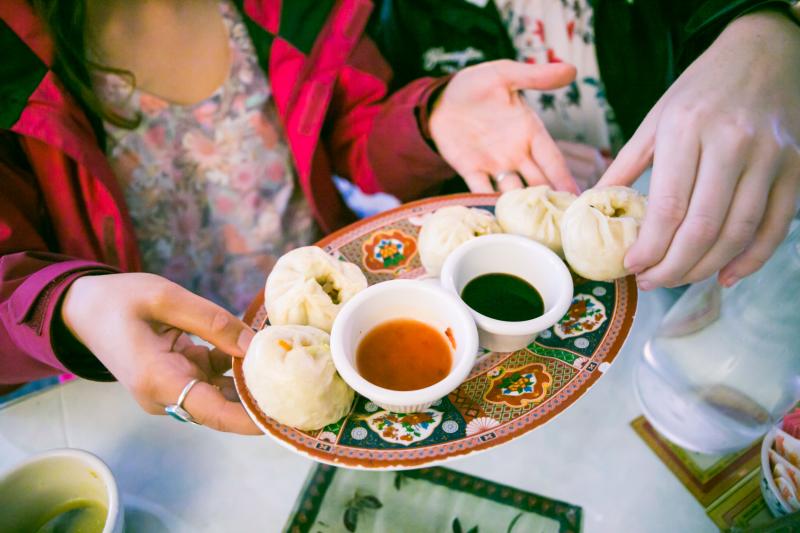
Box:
left=233, top=193, right=637, bottom=469
left=554, top=294, right=607, bottom=339
left=484, top=364, right=553, bottom=408
left=465, top=417, right=500, bottom=436
left=318, top=431, right=338, bottom=443
left=362, top=229, right=417, bottom=273
left=365, top=410, right=443, bottom=446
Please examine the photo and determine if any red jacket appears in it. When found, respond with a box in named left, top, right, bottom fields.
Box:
left=0, top=0, right=453, bottom=385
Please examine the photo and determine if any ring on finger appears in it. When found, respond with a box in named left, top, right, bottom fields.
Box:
left=494, top=171, right=518, bottom=186
left=164, top=378, right=201, bottom=425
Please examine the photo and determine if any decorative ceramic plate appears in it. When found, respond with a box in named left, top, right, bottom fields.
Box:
left=233, top=193, right=637, bottom=470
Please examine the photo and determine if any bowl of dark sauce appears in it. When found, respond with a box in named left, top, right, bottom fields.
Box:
left=440, top=234, right=573, bottom=352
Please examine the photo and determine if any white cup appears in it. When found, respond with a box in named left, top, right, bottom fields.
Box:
left=440, top=234, right=574, bottom=352
left=331, top=279, right=479, bottom=413
left=0, top=448, right=123, bottom=533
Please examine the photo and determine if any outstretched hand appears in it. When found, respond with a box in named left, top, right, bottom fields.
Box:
left=430, top=60, right=580, bottom=194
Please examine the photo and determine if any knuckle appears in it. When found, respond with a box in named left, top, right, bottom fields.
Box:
left=208, top=309, right=232, bottom=336
left=724, top=219, right=759, bottom=248
left=716, top=120, right=754, bottom=151
left=145, top=279, right=180, bottom=313
left=668, top=102, right=707, bottom=129
left=683, top=214, right=721, bottom=245
left=650, top=195, right=687, bottom=226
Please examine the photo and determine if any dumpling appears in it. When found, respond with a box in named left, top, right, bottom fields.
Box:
left=265, top=246, right=367, bottom=332
left=418, top=206, right=502, bottom=276
left=560, top=186, right=647, bottom=281
left=243, top=325, right=355, bottom=430
left=495, top=185, right=577, bottom=255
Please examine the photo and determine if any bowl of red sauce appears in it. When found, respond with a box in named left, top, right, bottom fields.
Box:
left=330, top=279, right=479, bottom=413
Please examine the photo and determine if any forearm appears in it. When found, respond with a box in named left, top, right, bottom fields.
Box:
left=674, top=0, right=797, bottom=70
left=718, top=7, right=800, bottom=52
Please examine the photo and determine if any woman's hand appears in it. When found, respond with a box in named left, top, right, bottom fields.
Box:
left=61, top=273, right=260, bottom=434
left=429, top=60, right=580, bottom=194
left=598, top=11, right=800, bottom=289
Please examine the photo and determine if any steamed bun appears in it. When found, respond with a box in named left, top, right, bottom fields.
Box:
left=265, top=246, right=367, bottom=332
left=418, top=206, right=502, bottom=275
left=243, top=325, right=354, bottom=430
left=495, top=186, right=576, bottom=255
left=560, top=186, right=647, bottom=281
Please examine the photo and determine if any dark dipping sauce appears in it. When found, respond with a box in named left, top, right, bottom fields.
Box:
left=356, top=319, right=452, bottom=391
left=461, top=273, right=544, bottom=322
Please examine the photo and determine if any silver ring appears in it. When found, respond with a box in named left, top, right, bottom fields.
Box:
left=494, top=171, right=517, bottom=185
left=165, top=378, right=201, bottom=425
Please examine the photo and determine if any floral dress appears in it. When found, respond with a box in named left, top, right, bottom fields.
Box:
left=93, top=0, right=317, bottom=313
left=495, top=0, right=624, bottom=154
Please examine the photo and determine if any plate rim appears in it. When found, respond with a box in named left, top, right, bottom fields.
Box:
left=233, top=193, right=638, bottom=469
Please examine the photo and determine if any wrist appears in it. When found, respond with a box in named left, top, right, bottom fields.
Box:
left=417, top=75, right=453, bottom=153
left=60, top=274, right=107, bottom=346
left=54, top=273, right=115, bottom=381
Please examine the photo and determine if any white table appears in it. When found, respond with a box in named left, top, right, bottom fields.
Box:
left=0, top=288, right=716, bottom=532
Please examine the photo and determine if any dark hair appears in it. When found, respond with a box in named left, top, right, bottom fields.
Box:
left=31, top=0, right=140, bottom=129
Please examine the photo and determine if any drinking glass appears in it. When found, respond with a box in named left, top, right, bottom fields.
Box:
left=635, top=224, right=800, bottom=454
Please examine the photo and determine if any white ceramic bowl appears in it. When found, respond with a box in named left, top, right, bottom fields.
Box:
left=761, top=426, right=796, bottom=517
left=440, top=234, right=574, bottom=352
left=0, top=448, right=123, bottom=533
left=330, top=279, right=479, bottom=413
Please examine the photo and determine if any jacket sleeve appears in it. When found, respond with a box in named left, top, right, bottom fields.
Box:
left=0, top=134, right=115, bottom=385
left=324, top=35, right=455, bottom=201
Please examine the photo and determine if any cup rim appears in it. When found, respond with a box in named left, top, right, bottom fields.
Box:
left=0, top=448, right=120, bottom=533
left=439, top=234, right=574, bottom=336
left=330, top=279, right=479, bottom=407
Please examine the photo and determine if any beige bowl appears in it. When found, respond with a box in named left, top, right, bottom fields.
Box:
left=0, top=448, right=123, bottom=533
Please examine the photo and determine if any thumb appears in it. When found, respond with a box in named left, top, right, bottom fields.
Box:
left=493, top=60, right=577, bottom=91
left=596, top=100, right=663, bottom=188
left=144, top=281, right=255, bottom=358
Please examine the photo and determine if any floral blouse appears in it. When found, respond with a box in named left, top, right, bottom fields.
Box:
left=93, top=0, right=317, bottom=313
left=495, top=0, right=624, bottom=154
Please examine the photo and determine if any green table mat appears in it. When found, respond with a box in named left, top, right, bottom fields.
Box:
left=285, top=465, right=582, bottom=533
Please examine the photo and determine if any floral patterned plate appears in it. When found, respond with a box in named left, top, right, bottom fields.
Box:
left=233, top=193, right=637, bottom=469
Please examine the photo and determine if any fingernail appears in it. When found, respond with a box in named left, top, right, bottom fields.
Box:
left=637, top=280, right=653, bottom=291
left=720, top=275, right=739, bottom=288
left=237, top=328, right=255, bottom=353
